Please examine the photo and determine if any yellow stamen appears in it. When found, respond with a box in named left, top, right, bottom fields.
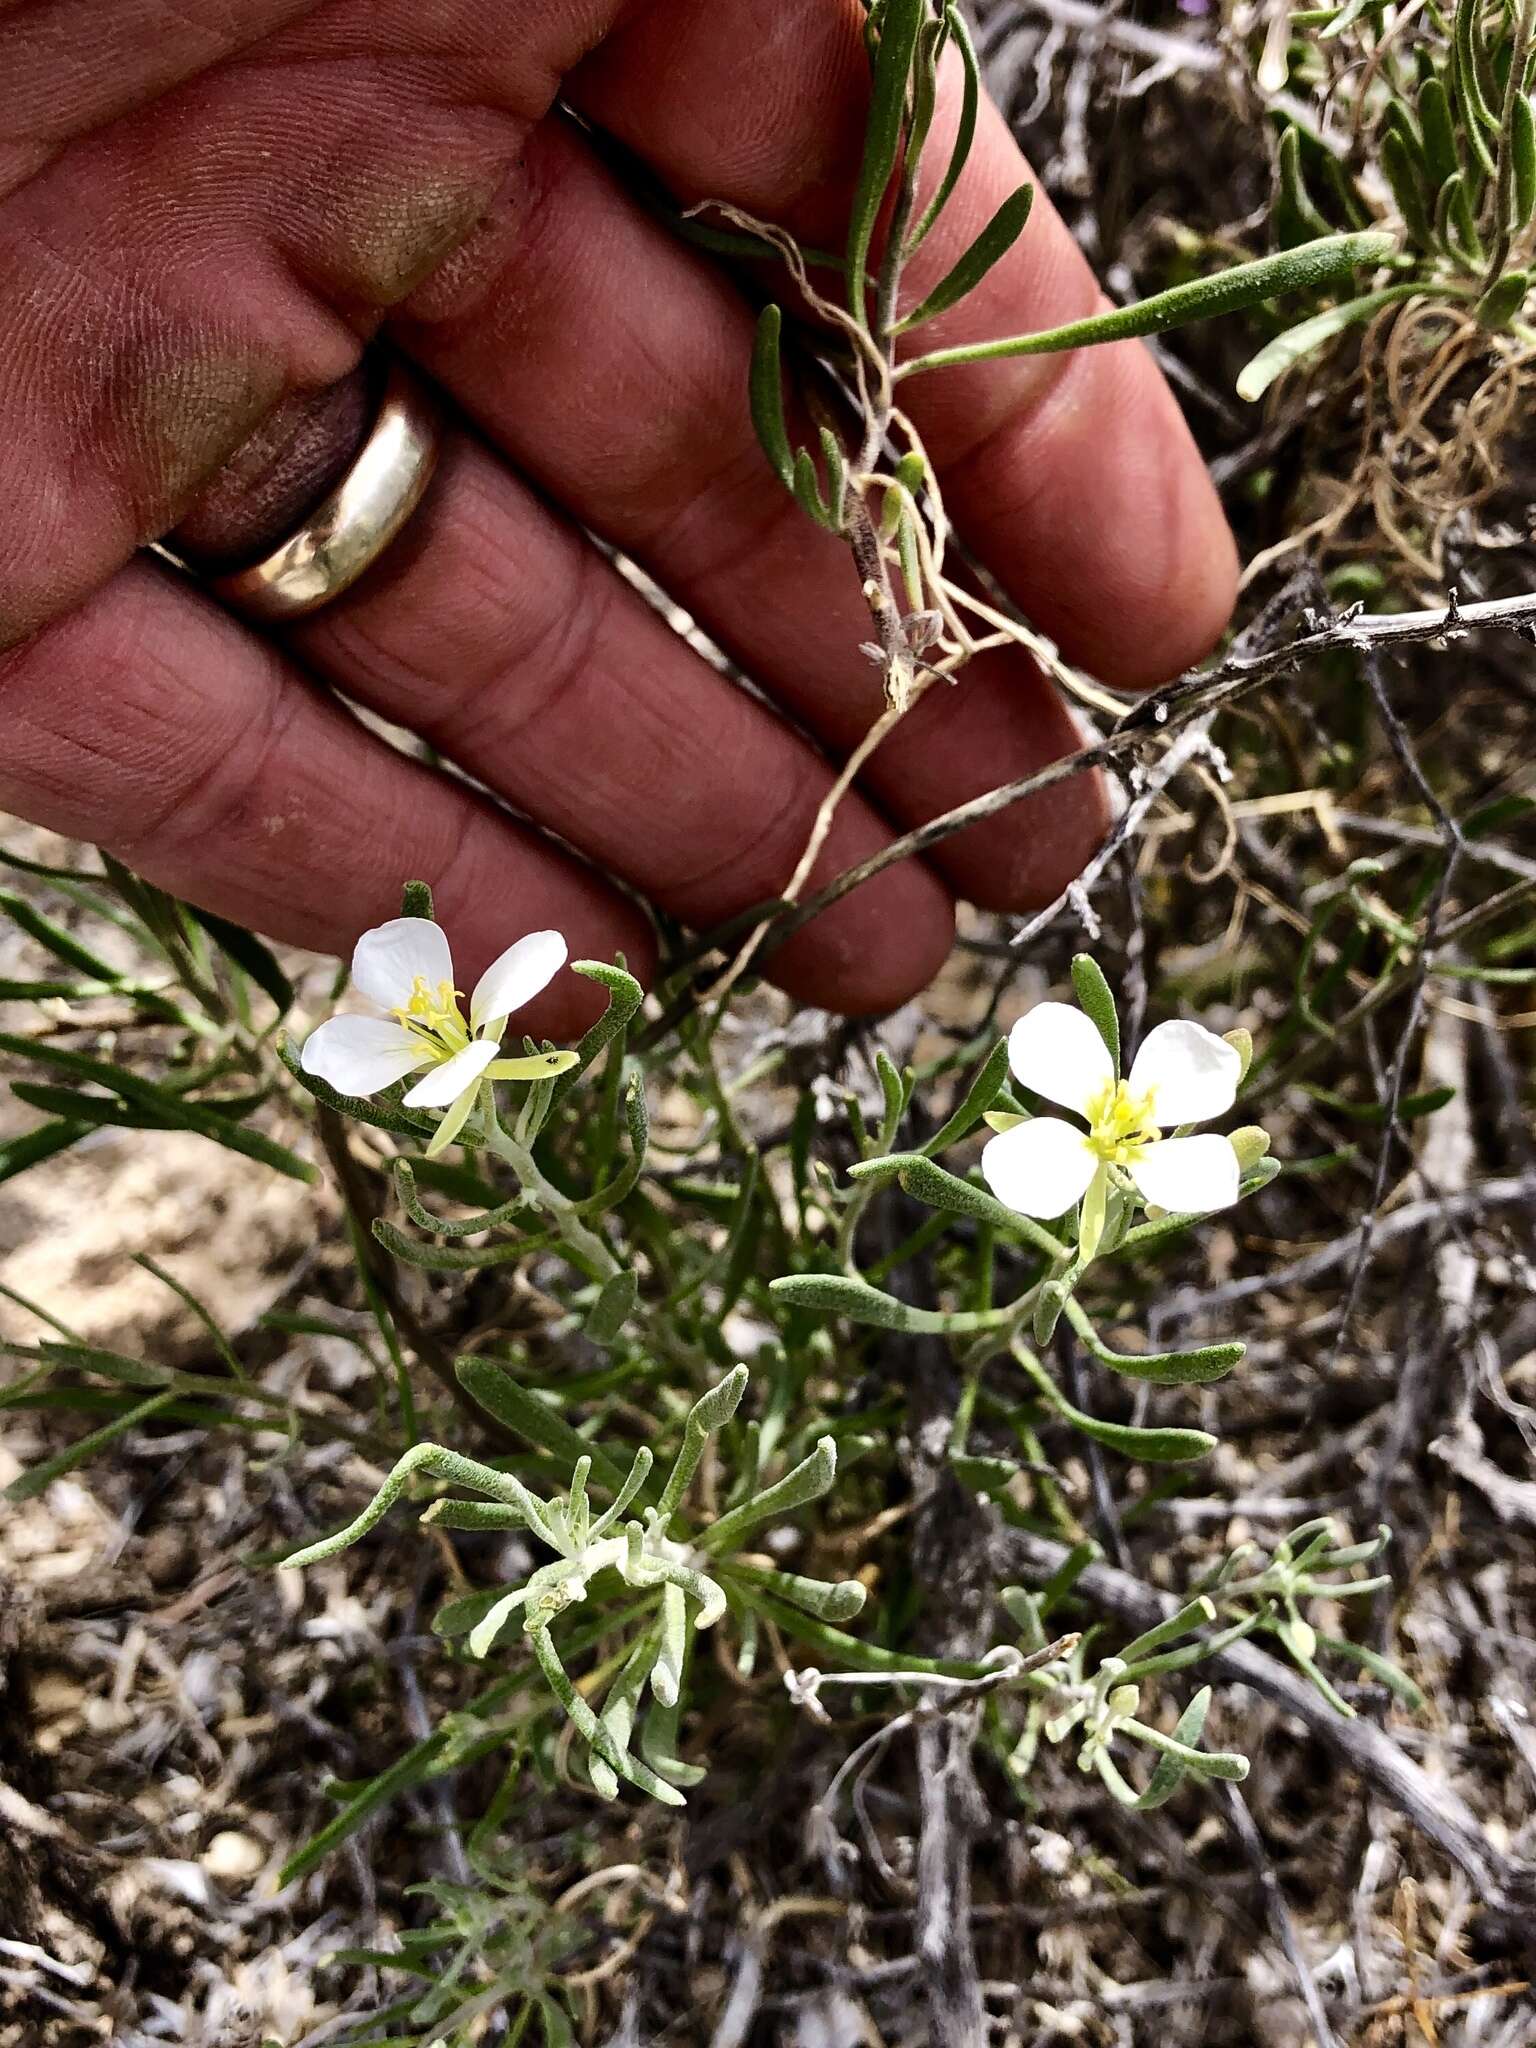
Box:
left=391, top=975, right=470, bottom=1055
left=1084, top=1079, right=1160, bottom=1166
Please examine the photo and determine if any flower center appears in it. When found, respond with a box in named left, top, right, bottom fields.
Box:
left=391, top=975, right=469, bottom=1056
left=1084, top=1079, right=1160, bottom=1165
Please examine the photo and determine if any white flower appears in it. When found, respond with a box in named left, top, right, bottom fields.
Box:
left=300, top=917, right=573, bottom=1155
left=982, top=1002, right=1243, bottom=1257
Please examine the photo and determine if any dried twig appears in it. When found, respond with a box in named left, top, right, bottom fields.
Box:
left=747, top=588, right=1536, bottom=967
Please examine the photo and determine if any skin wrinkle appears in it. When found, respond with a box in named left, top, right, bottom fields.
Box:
left=0, top=0, right=323, bottom=200
left=0, top=0, right=634, bottom=649
left=116, top=643, right=311, bottom=868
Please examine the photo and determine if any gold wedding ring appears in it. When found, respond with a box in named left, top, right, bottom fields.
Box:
left=207, top=361, right=441, bottom=621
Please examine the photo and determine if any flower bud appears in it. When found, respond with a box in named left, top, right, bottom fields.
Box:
left=1222, top=1027, right=1254, bottom=1080
left=1229, top=1125, right=1271, bottom=1171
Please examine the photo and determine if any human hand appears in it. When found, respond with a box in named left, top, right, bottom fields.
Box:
left=0, top=0, right=1237, bottom=1034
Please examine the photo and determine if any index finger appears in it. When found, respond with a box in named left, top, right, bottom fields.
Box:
left=569, top=0, right=1237, bottom=687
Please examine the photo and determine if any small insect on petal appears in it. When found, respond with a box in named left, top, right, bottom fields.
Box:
left=1127, top=1134, right=1240, bottom=1215
left=350, top=918, right=456, bottom=1015
left=1007, top=1002, right=1116, bottom=1118
left=1126, top=1020, right=1242, bottom=1128
left=983, top=1117, right=1100, bottom=1218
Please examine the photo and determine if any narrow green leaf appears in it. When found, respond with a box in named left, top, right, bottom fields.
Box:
left=1418, top=76, right=1461, bottom=186
left=1070, top=956, right=1120, bottom=1074
left=1438, top=170, right=1485, bottom=262
left=373, top=1217, right=550, bottom=1271
left=949, top=1451, right=1020, bottom=1498
left=874, top=1046, right=908, bottom=1148
left=9, top=1082, right=170, bottom=1132
left=1301, top=1082, right=1455, bottom=1125
left=185, top=907, right=293, bottom=1015
left=735, top=1587, right=995, bottom=1679
left=1275, top=127, right=1333, bottom=247
left=1382, top=131, right=1434, bottom=248
left=1476, top=268, right=1530, bottom=328
left=906, top=4, right=980, bottom=257
left=0, top=1119, right=88, bottom=1186
left=700, top=1436, right=836, bottom=1553
left=6, top=1389, right=179, bottom=1501
left=584, top=1268, right=637, bottom=1345
left=846, top=0, right=925, bottom=318
left=393, top=1158, right=538, bottom=1238
left=577, top=1073, right=649, bottom=1219
left=749, top=305, right=794, bottom=489
left=791, top=444, right=835, bottom=527
left=1124, top=1709, right=1249, bottom=1781
left=655, top=1365, right=750, bottom=1519
left=1512, top=92, right=1536, bottom=226
left=1130, top=1688, right=1214, bottom=1808
left=1013, top=1343, right=1215, bottom=1463
left=902, top=13, right=946, bottom=178
left=1314, top=1632, right=1425, bottom=1708
left=0, top=888, right=127, bottom=985
left=818, top=426, right=848, bottom=528
left=1115, top=1598, right=1218, bottom=1670
left=900, top=232, right=1396, bottom=378
left=1063, top=1298, right=1242, bottom=1385
left=895, top=183, right=1033, bottom=331
left=921, top=1037, right=1012, bottom=1155
left=1454, top=0, right=1500, bottom=133
left=529, top=1625, right=685, bottom=1805
left=723, top=1560, right=866, bottom=1624
left=768, top=1270, right=1011, bottom=1335
left=0, top=1031, right=317, bottom=1182
left=454, top=1355, right=630, bottom=1494
left=1236, top=286, right=1417, bottom=402
left=549, top=962, right=644, bottom=1109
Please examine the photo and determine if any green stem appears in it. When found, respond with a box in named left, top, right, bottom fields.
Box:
left=482, top=1103, right=615, bottom=1283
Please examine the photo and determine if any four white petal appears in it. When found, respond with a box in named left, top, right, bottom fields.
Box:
left=984, top=999, right=1245, bottom=1236
left=300, top=917, right=570, bottom=1154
